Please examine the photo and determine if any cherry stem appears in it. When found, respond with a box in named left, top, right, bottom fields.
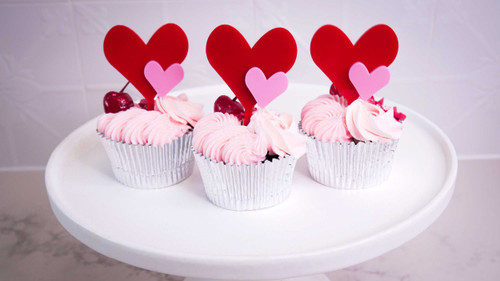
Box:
left=243, top=107, right=253, bottom=126
left=119, top=81, right=130, bottom=93
left=232, top=96, right=238, bottom=102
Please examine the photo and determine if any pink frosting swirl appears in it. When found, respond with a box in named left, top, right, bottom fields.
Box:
left=155, top=93, right=204, bottom=127
left=143, top=114, right=189, bottom=146
left=97, top=107, right=190, bottom=146
left=198, top=125, right=254, bottom=162
left=345, top=99, right=403, bottom=142
left=247, top=109, right=306, bottom=158
left=222, top=133, right=267, bottom=165
left=301, top=95, right=351, bottom=143
left=102, top=107, right=144, bottom=141
left=301, top=94, right=348, bottom=118
left=193, top=109, right=306, bottom=164
left=96, top=113, right=116, bottom=136
left=192, top=112, right=240, bottom=150
left=122, top=110, right=161, bottom=145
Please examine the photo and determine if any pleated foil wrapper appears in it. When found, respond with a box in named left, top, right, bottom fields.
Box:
left=193, top=150, right=297, bottom=211
left=300, top=126, right=399, bottom=189
left=98, top=131, right=194, bottom=189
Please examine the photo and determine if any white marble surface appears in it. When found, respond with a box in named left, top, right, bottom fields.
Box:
left=0, top=158, right=499, bottom=280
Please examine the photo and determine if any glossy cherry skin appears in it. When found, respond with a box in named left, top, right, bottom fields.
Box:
left=329, top=83, right=341, bottom=97
left=138, top=99, right=149, bottom=110
left=214, top=95, right=245, bottom=120
left=103, top=91, right=134, bottom=113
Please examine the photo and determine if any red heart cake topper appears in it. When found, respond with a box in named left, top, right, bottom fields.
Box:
left=104, top=23, right=188, bottom=105
left=206, top=25, right=297, bottom=124
left=310, top=24, right=398, bottom=104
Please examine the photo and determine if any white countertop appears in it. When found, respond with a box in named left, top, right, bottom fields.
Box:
left=0, top=158, right=499, bottom=281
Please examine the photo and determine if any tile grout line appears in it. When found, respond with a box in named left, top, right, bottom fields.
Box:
left=0, top=166, right=46, bottom=172
left=0, top=1, right=68, bottom=6
left=426, top=0, right=437, bottom=75
left=68, top=0, right=91, bottom=120
left=1, top=91, right=64, bottom=139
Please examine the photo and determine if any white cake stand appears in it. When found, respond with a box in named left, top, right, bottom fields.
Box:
left=45, top=84, right=457, bottom=281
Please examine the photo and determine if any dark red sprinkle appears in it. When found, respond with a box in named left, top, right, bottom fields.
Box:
left=393, top=106, right=407, bottom=122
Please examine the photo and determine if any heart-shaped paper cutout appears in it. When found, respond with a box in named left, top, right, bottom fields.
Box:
left=310, top=24, right=398, bottom=104
left=104, top=24, right=188, bottom=103
left=206, top=25, right=297, bottom=124
left=349, top=62, right=390, bottom=101
left=144, top=61, right=184, bottom=98
left=245, top=67, right=288, bottom=108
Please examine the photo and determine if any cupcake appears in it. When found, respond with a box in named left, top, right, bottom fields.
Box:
left=199, top=24, right=303, bottom=210
left=97, top=94, right=203, bottom=189
left=98, top=23, right=202, bottom=188
left=192, top=109, right=305, bottom=211
left=306, top=24, right=405, bottom=189
left=301, top=93, right=404, bottom=189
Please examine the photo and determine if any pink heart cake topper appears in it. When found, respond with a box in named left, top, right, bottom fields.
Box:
left=144, top=61, right=184, bottom=98
left=245, top=67, right=288, bottom=108
left=348, top=62, right=390, bottom=101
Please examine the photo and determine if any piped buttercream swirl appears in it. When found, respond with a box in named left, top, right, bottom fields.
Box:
left=97, top=107, right=190, bottom=146
left=247, top=109, right=306, bottom=158
left=122, top=110, right=161, bottom=145
left=143, top=114, right=189, bottom=146
left=103, top=107, right=144, bottom=141
left=197, top=125, right=255, bottom=162
left=155, top=93, right=204, bottom=127
left=345, top=99, right=403, bottom=142
left=301, top=95, right=351, bottom=143
left=222, top=133, right=268, bottom=165
left=192, top=109, right=306, bottom=165
left=96, top=112, right=116, bottom=136
left=192, top=112, right=240, bottom=152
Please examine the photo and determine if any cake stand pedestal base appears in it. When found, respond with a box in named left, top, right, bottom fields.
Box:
left=184, top=274, right=329, bottom=281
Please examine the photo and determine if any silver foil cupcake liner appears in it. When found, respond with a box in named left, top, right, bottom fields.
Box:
left=193, top=150, right=297, bottom=211
left=98, top=131, right=194, bottom=189
left=300, top=126, right=399, bottom=189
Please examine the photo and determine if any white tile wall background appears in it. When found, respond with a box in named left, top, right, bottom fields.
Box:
left=0, top=0, right=499, bottom=169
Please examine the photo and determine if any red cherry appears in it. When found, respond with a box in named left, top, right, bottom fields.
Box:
left=329, top=83, right=341, bottom=97
left=103, top=91, right=134, bottom=113
left=138, top=99, right=149, bottom=110
left=214, top=95, right=245, bottom=120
